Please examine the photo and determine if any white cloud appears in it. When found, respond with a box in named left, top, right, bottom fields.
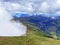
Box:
left=39, top=2, right=49, bottom=13
left=0, top=2, right=27, bottom=36
left=3, top=2, right=33, bottom=14
left=56, top=11, right=60, bottom=14
left=35, top=0, right=60, bottom=14
left=2, top=0, right=60, bottom=15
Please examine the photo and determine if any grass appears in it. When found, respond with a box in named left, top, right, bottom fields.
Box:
left=27, top=25, right=60, bottom=45
left=0, top=24, right=60, bottom=45
left=0, top=36, right=28, bottom=45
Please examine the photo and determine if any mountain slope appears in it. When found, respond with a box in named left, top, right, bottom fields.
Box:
left=0, top=23, right=60, bottom=45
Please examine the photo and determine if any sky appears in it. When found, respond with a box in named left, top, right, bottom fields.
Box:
left=0, top=0, right=60, bottom=17
left=0, top=0, right=60, bottom=16
left=1, top=0, right=60, bottom=15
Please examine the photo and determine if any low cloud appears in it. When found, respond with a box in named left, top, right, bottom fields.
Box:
left=0, top=1, right=27, bottom=36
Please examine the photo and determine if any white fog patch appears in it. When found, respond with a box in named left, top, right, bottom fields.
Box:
left=0, top=2, right=27, bottom=36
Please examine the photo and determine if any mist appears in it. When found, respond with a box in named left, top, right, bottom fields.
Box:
left=0, top=2, right=27, bottom=36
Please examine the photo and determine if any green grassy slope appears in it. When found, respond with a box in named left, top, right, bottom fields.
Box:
left=27, top=25, right=60, bottom=45
left=0, top=24, right=60, bottom=45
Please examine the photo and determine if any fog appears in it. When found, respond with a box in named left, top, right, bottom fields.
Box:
left=0, top=2, right=27, bottom=36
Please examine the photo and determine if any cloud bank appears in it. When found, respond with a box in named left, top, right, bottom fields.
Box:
left=1, top=0, right=60, bottom=15
left=0, top=1, right=27, bottom=36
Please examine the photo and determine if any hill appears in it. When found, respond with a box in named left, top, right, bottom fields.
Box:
left=0, top=24, right=60, bottom=45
